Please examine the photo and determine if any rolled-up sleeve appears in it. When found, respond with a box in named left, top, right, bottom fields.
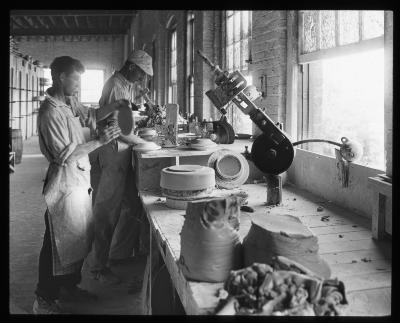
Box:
left=38, top=108, right=77, bottom=165
left=69, top=96, right=97, bottom=134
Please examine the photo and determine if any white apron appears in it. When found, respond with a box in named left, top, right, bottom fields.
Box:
left=39, top=99, right=95, bottom=276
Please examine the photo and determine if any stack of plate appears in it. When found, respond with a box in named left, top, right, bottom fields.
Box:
left=190, top=138, right=218, bottom=151
left=132, top=141, right=161, bottom=152
left=160, top=165, right=215, bottom=209
left=138, top=128, right=157, bottom=141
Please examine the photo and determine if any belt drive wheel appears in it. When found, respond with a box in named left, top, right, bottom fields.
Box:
left=251, top=133, right=295, bottom=175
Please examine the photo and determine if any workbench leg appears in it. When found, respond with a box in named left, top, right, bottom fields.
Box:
left=140, top=224, right=161, bottom=314
left=372, top=193, right=386, bottom=240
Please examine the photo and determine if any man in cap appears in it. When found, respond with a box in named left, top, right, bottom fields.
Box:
left=89, top=50, right=152, bottom=284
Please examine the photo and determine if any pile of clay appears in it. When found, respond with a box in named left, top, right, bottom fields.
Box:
left=179, top=196, right=243, bottom=282
left=243, top=213, right=331, bottom=279
left=216, top=256, right=347, bottom=316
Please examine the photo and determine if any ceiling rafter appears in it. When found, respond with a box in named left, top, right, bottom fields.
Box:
left=11, top=10, right=136, bottom=17
left=86, top=16, right=92, bottom=29
left=47, top=16, right=55, bottom=27
left=74, top=16, right=79, bottom=28
left=35, top=16, right=48, bottom=29
left=11, top=16, right=25, bottom=29
left=62, top=16, right=70, bottom=28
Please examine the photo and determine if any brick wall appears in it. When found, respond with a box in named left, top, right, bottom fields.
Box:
left=130, top=10, right=223, bottom=120
left=250, top=10, right=287, bottom=132
left=130, top=10, right=288, bottom=129
left=15, top=35, right=125, bottom=81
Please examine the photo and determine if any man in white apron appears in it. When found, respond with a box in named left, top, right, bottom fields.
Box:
left=89, top=50, right=151, bottom=284
left=33, top=56, right=126, bottom=314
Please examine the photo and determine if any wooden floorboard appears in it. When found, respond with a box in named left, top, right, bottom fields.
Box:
left=322, top=248, right=391, bottom=265
left=345, top=287, right=391, bottom=316
left=317, top=230, right=372, bottom=243
left=329, top=259, right=391, bottom=277
left=311, top=224, right=370, bottom=235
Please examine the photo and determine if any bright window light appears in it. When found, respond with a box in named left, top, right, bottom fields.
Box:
left=80, top=69, right=104, bottom=104
left=43, top=68, right=52, bottom=92
left=307, top=48, right=384, bottom=169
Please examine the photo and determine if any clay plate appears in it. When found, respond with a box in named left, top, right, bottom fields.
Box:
left=117, top=104, right=133, bottom=135
left=208, top=149, right=249, bottom=189
left=132, top=141, right=161, bottom=152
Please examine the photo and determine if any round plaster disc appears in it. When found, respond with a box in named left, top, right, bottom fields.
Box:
left=117, top=104, right=134, bottom=135
left=208, top=149, right=249, bottom=189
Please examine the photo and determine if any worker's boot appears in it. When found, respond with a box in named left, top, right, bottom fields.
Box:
left=91, top=267, right=121, bottom=285
left=32, top=296, right=64, bottom=314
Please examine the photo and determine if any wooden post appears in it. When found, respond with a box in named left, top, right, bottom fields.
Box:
left=265, top=174, right=282, bottom=205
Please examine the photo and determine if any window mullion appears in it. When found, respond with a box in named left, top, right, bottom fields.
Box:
left=359, top=10, right=364, bottom=41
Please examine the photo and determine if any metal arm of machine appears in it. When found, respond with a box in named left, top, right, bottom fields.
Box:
left=198, top=50, right=294, bottom=175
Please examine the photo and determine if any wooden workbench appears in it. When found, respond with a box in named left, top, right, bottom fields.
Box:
left=139, top=183, right=392, bottom=316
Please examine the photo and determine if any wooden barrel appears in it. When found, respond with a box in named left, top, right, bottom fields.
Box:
left=11, top=129, right=23, bottom=164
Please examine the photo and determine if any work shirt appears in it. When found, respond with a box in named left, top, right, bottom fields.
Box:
left=98, top=72, right=137, bottom=152
left=38, top=89, right=97, bottom=275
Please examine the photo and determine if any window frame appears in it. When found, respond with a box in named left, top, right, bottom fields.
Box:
left=295, top=10, right=386, bottom=170
left=185, top=11, right=195, bottom=117
left=224, top=10, right=253, bottom=134
left=167, top=23, right=178, bottom=104
left=79, top=68, right=105, bottom=106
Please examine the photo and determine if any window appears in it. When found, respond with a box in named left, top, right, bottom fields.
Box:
left=186, top=11, right=195, bottom=117
left=80, top=69, right=104, bottom=105
left=151, top=39, right=157, bottom=102
left=168, top=28, right=178, bottom=104
left=299, top=10, right=385, bottom=170
left=225, top=10, right=252, bottom=134
left=43, top=68, right=52, bottom=93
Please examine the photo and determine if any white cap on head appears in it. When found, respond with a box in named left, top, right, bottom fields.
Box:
left=127, top=49, right=153, bottom=76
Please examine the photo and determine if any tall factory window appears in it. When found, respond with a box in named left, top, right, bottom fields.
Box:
left=43, top=68, right=52, bottom=93
left=299, top=10, right=385, bottom=170
left=80, top=69, right=104, bottom=105
left=168, top=28, right=178, bottom=104
left=186, top=11, right=195, bottom=117
left=225, top=10, right=253, bottom=134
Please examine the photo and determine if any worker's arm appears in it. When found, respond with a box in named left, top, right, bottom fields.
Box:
left=95, top=99, right=129, bottom=122
left=39, top=107, right=121, bottom=167
left=63, top=125, right=121, bottom=164
left=118, top=133, right=147, bottom=145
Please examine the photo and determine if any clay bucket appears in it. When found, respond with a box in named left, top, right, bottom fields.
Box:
left=243, top=213, right=331, bottom=279
left=179, top=196, right=243, bottom=283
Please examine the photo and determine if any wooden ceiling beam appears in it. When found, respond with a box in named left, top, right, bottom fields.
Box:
left=10, top=10, right=136, bottom=17
left=86, top=16, right=92, bottom=29
left=11, top=16, right=25, bottom=29
left=11, top=28, right=127, bottom=36
left=74, top=16, right=79, bottom=28
left=20, top=16, right=34, bottom=28
left=47, top=16, right=55, bottom=27
left=62, top=16, right=70, bottom=29
left=35, top=16, right=48, bottom=29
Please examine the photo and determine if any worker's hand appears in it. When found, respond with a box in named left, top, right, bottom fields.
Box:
left=99, top=124, right=121, bottom=145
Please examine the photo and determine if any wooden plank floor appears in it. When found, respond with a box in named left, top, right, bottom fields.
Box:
left=140, top=183, right=392, bottom=316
